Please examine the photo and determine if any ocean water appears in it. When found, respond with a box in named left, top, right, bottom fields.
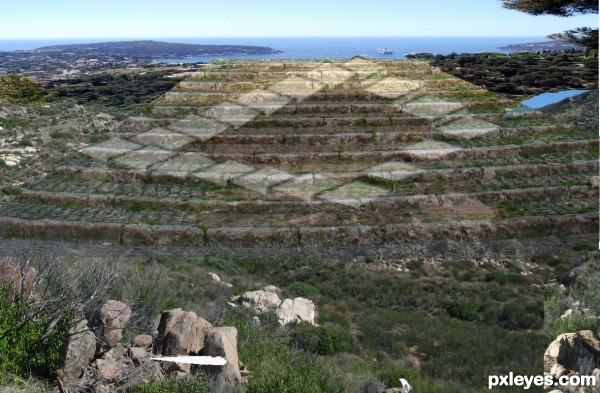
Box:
left=0, top=36, right=545, bottom=61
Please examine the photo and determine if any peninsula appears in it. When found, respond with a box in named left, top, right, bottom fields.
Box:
left=0, top=40, right=283, bottom=80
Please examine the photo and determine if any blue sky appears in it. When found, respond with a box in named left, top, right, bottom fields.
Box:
left=0, top=0, right=597, bottom=38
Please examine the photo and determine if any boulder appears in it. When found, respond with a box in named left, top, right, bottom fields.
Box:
left=276, top=297, right=316, bottom=325
left=133, top=334, right=153, bottom=349
left=544, top=330, right=600, bottom=374
left=57, top=319, right=97, bottom=383
left=236, top=290, right=281, bottom=313
left=156, top=308, right=213, bottom=375
left=156, top=308, right=213, bottom=356
left=203, top=327, right=242, bottom=385
left=93, top=358, right=126, bottom=382
left=208, top=272, right=221, bottom=282
left=129, top=347, right=150, bottom=366
left=94, top=300, right=131, bottom=349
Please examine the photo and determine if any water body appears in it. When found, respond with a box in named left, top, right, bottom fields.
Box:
left=521, top=90, right=590, bottom=109
left=0, top=36, right=544, bottom=61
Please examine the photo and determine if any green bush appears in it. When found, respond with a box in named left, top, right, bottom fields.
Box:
left=132, top=376, right=209, bottom=393
left=0, top=286, right=69, bottom=380
left=50, top=131, right=74, bottom=140
left=545, top=310, right=600, bottom=340
left=289, top=282, right=321, bottom=301
left=292, top=323, right=352, bottom=356
left=446, top=298, right=482, bottom=322
left=2, top=186, right=22, bottom=196
left=0, top=74, right=51, bottom=104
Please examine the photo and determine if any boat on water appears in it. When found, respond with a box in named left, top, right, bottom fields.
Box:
left=376, top=48, right=393, bottom=55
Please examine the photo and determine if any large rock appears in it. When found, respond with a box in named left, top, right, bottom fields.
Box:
left=57, top=319, right=97, bottom=383
left=276, top=297, right=316, bottom=326
left=94, top=300, right=131, bottom=349
left=203, top=327, right=242, bottom=385
left=156, top=308, right=213, bottom=374
left=236, top=289, right=281, bottom=313
left=544, top=330, right=600, bottom=374
left=156, top=308, right=213, bottom=355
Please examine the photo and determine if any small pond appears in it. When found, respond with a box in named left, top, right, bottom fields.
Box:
left=521, top=90, right=590, bottom=109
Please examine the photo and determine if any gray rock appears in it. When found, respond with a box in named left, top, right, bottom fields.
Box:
left=203, top=327, right=242, bottom=385
left=237, top=290, right=281, bottom=313
left=544, top=330, right=600, bottom=374
left=276, top=297, right=316, bottom=326
left=57, top=319, right=97, bottom=384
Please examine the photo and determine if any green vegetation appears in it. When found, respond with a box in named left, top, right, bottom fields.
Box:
left=133, top=376, right=210, bottom=393
left=501, top=0, right=598, bottom=49
left=0, top=286, right=69, bottom=382
left=544, top=253, right=600, bottom=341
left=0, top=116, right=30, bottom=129
left=0, top=74, right=52, bottom=104
left=48, top=70, right=182, bottom=113
left=1, top=186, right=22, bottom=196
left=432, top=52, right=598, bottom=96
left=50, top=131, right=74, bottom=140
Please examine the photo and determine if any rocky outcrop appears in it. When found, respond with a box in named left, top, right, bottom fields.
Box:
left=58, top=302, right=245, bottom=392
left=233, top=285, right=317, bottom=326
left=544, top=330, right=600, bottom=392
left=235, top=289, right=282, bottom=313
left=93, top=300, right=132, bottom=349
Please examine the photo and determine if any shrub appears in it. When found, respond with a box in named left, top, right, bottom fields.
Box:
left=0, top=74, right=51, bottom=104
left=446, top=298, right=481, bottom=322
left=292, top=323, right=352, bottom=356
left=2, top=186, right=22, bottom=196
left=132, top=376, right=209, bottom=393
left=289, top=282, right=321, bottom=301
left=50, top=131, right=74, bottom=139
left=0, top=285, right=69, bottom=380
left=545, top=310, right=600, bottom=340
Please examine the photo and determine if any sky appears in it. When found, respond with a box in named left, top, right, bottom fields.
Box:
left=0, top=0, right=597, bottom=39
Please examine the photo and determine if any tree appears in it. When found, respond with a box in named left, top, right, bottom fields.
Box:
left=501, top=0, right=599, bottom=49
left=0, top=74, right=51, bottom=104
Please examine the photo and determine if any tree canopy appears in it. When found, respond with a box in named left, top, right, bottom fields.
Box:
left=501, top=0, right=599, bottom=49
left=501, top=0, right=598, bottom=16
left=0, top=74, right=51, bottom=104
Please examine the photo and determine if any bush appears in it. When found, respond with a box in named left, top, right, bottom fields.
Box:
left=446, top=298, right=481, bottom=322
left=292, top=323, right=352, bottom=356
left=0, top=74, right=51, bottom=104
left=545, top=311, right=600, bottom=340
left=2, top=186, right=22, bottom=196
left=132, top=376, right=209, bottom=393
left=289, top=282, right=321, bottom=301
left=0, top=286, right=69, bottom=380
left=50, top=131, right=74, bottom=140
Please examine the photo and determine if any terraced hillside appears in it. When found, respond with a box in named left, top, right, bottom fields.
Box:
left=0, top=57, right=597, bottom=253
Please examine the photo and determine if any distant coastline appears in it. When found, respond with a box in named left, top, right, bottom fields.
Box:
left=499, top=40, right=584, bottom=52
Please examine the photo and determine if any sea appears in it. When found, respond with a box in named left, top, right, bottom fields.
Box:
left=0, top=36, right=546, bottom=62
